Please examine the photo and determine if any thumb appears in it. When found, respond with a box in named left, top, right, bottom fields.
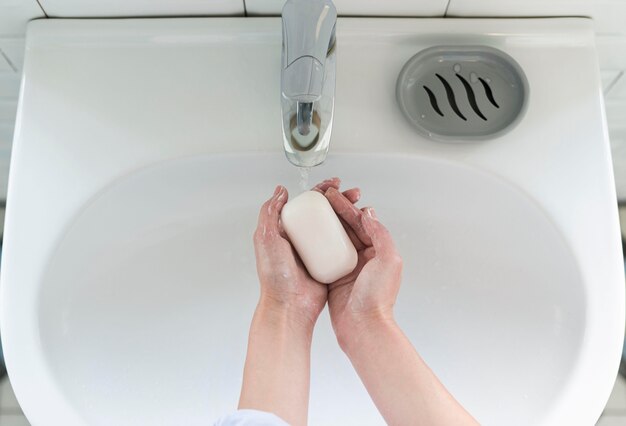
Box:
left=361, top=208, right=400, bottom=264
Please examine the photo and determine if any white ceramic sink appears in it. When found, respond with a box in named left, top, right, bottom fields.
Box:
left=1, top=17, right=623, bottom=426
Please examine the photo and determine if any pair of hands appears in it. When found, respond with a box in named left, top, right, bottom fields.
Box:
left=253, top=177, right=403, bottom=346
left=245, top=178, right=477, bottom=426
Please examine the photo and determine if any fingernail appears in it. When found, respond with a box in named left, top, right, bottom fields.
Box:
left=273, top=185, right=283, bottom=196
left=366, top=207, right=378, bottom=220
left=276, top=186, right=286, bottom=200
left=326, top=177, right=340, bottom=186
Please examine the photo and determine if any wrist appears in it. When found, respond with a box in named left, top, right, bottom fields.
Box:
left=256, top=295, right=319, bottom=334
left=335, top=310, right=397, bottom=354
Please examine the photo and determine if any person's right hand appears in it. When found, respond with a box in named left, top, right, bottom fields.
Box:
left=323, top=188, right=403, bottom=349
left=252, top=178, right=360, bottom=328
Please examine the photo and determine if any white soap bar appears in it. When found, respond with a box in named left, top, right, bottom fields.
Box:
left=281, top=191, right=358, bottom=284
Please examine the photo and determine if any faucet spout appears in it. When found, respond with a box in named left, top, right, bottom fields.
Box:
left=296, top=101, right=313, bottom=136
left=281, top=0, right=337, bottom=167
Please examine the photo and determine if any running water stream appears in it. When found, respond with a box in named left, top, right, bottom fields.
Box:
left=298, top=167, right=311, bottom=193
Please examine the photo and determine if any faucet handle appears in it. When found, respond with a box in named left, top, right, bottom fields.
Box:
left=281, top=0, right=337, bottom=102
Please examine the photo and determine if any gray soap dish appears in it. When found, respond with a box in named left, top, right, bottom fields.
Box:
left=396, top=45, right=529, bottom=141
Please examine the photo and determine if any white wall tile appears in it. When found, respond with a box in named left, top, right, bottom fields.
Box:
left=0, top=100, right=18, bottom=123
left=0, top=133, right=13, bottom=151
left=611, top=141, right=626, bottom=201
left=446, top=0, right=593, bottom=18
left=0, top=0, right=45, bottom=37
left=0, top=74, right=21, bottom=99
left=0, top=122, right=14, bottom=195
left=246, top=0, right=447, bottom=16
left=0, top=162, right=11, bottom=199
left=445, top=0, right=626, bottom=38
left=0, top=378, right=22, bottom=413
left=593, top=1, right=626, bottom=36
left=604, top=375, right=626, bottom=414
left=0, top=53, right=14, bottom=73
left=602, top=70, right=622, bottom=94
left=0, top=39, right=26, bottom=72
left=608, top=101, right=626, bottom=200
left=0, top=415, right=30, bottom=426
left=597, top=415, right=626, bottom=426
left=37, top=0, right=244, bottom=17
left=608, top=74, right=626, bottom=100
left=0, top=119, right=13, bottom=136
left=597, top=36, right=626, bottom=72
left=0, top=124, right=14, bottom=187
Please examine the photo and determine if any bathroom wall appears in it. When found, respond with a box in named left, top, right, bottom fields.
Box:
left=0, top=0, right=625, bottom=200
left=34, top=0, right=245, bottom=17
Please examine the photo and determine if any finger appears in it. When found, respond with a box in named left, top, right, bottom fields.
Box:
left=330, top=246, right=376, bottom=287
left=338, top=216, right=365, bottom=250
left=312, top=177, right=341, bottom=194
left=361, top=207, right=401, bottom=263
left=256, top=185, right=288, bottom=239
left=277, top=218, right=289, bottom=240
left=363, top=246, right=376, bottom=262
left=325, top=187, right=372, bottom=246
left=271, top=185, right=289, bottom=215
left=342, top=187, right=360, bottom=204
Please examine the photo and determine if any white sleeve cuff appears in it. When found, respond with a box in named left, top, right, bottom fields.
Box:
left=214, top=409, right=291, bottom=426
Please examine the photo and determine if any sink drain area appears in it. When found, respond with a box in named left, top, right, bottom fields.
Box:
left=397, top=46, right=528, bottom=141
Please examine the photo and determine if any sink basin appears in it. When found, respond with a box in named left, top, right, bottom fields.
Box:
left=39, top=154, right=585, bottom=425
left=1, top=17, right=623, bottom=426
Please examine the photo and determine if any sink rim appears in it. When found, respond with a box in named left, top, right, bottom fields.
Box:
left=0, top=17, right=622, bottom=426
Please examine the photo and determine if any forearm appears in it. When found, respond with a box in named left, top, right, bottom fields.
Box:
left=238, top=298, right=315, bottom=426
left=342, top=317, right=478, bottom=426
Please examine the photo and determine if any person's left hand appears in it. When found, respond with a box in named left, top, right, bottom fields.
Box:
left=253, top=178, right=360, bottom=327
left=323, top=188, right=403, bottom=348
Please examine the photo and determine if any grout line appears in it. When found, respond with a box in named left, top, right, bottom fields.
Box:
left=605, top=70, right=624, bottom=97
left=33, top=0, right=49, bottom=18
left=443, top=0, right=452, bottom=16
left=0, top=50, right=17, bottom=73
left=243, top=0, right=248, bottom=17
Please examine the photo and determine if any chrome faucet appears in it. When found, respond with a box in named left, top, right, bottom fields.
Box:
left=281, top=0, right=337, bottom=168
